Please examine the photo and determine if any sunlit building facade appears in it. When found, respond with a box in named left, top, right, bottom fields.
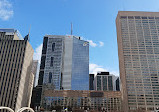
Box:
left=32, top=60, right=39, bottom=87
left=116, top=11, right=159, bottom=111
left=0, top=29, right=34, bottom=111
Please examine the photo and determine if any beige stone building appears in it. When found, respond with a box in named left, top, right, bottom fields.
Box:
left=31, top=60, right=39, bottom=87
left=42, top=90, right=122, bottom=111
left=0, top=29, right=34, bottom=111
left=116, top=11, right=159, bottom=111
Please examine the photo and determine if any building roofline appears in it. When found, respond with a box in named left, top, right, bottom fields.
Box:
left=117, top=11, right=159, bottom=17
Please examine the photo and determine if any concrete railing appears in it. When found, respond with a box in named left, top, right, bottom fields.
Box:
left=0, top=106, right=34, bottom=112
left=17, top=107, right=34, bottom=112
left=0, top=107, right=14, bottom=112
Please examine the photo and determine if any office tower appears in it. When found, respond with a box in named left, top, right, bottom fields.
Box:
left=116, top=11, right=159, bottom=111
left=0, top=29, right=34, bottom=111
left=116, top=77, right=120, bottom=91
left=31, top=35, right=89, bottom=110
left=89, top=74, right=94, bottom=90
left=94, top=72, right=116, bottom=91
left=32, top=60, right=39, bottom=87
left=38, top=35, right=89, bottom=90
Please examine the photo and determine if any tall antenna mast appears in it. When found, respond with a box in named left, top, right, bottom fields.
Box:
left=29, top=24, right=31, bottom=35
left=24, top=25, right=31, bottom=41
left=71, top=22, right=73, bottom=35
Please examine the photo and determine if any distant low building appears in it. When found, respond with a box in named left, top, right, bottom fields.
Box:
left=41, top=90, right=122, bottom=112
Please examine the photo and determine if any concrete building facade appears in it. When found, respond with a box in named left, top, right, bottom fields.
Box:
left=0, top=29, right=34, bottom=111
left=116, top=11, right=159, bottom=111
left=32, top=60, right=39, bottom=87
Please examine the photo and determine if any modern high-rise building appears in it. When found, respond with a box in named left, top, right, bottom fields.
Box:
left=0, top=29, right=34, bottom=111
left=94, top=72, right=117, bottom=91
left=38, top=35, right=89, bottom=90
left=116, top=11, right=159, bottom=111
left=31, top=35, right=89, bottom=110
left=89, top=74, right=94, bottom=90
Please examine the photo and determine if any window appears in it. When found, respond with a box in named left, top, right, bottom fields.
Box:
left=49, top=72, right=52, bottom=83
left=50, top=57, right=54, bottom=67
left=52, top=43, right=55, bottom=52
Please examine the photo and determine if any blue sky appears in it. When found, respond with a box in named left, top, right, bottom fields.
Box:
left=1, top=0, right=159, bottom=76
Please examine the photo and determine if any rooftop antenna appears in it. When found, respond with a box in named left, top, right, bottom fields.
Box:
left=29, top=25, right=31, bottom=35
left=71, top=22, right=73, bottom=35
left=24, top=25, right=31, bottom=41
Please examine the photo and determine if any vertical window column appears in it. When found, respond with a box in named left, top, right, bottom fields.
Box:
left=50, top=57, right=54, bottom=67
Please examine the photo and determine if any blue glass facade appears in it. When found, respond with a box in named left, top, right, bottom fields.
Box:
left=71, top=37, right=89, bottom=90
left=40, top=35, right=89, bottom=90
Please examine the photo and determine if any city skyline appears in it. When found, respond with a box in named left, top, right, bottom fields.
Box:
left=2, top=0, right=159, bottom=76
left=1, top=1, right=159, bottom=110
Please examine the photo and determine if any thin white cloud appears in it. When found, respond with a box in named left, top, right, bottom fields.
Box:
left=99, top=41, right=104, bottom=47
left=87, top=40, right=97, bottom=47
left=0, top=0, right=13, bottom=20
left=86, top=40, right=104, bottom=47
left=89, top=63, right=107, bottom=74
left=89, top=63, right=119, bottom=76
left=80, top=37, right=104, bottom=48
left=33, top=44, right=43, bottom=62
left=110, top=71, right=119, bottom=77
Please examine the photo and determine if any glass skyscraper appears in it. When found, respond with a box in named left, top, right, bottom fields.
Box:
left=38, top=35, right=89, bottom=90
left=71, top=37, right=89, bottom=90
left=32, top=35, right=89, bottom=109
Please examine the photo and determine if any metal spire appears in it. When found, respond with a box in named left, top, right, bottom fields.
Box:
left=24, top=25, right=31, bottom=41
left=71, top=22, right=73, bottom=35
